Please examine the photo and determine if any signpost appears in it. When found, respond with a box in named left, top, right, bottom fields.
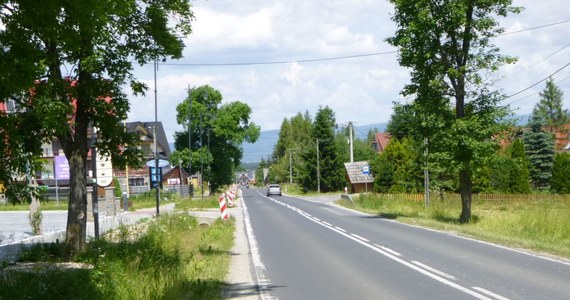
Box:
left=146, top=159, right=169, bottom=190
left=362, top=165, right=370, bottom=193
left=96, top=154, right=113, bottom=187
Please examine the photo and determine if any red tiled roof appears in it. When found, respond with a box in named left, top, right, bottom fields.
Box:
left=372, top=132, right=391, bottom=153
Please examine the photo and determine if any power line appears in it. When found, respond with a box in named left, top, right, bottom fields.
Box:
left=505, top=61, right=570, bottom=99
left=499, top=19, right=570, bottom=36
left=160, top=51, right=397, bottom=67
left=505, top=73, right=570, bottom=105
left=500, top=43, right=569, bottom=80
left=156, top=19, right=568, bottom=68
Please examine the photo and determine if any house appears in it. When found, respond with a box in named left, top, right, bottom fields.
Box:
left=344, top=161, right=374, bottom=193
left=552, top=123, right=570, bottom=152
left=371, top=132, right=391, bottom=154
left=113, top=121, right=172, bottom=194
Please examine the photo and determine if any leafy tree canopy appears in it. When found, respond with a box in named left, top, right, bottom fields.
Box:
left=173, top=85, right=260, bottom=192
left=387, top=0, right=520, bottom=223
left=0, top=0, right=194, bottom=254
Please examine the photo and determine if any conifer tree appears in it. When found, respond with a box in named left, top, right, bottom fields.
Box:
left=533, top=77, right=569, bottom=130
left=523, top=118, right=555, bottom=190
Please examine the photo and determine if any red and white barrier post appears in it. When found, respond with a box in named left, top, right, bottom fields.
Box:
left=227, top=190, right=235, bottom=207
left=218, top=193, right=228, bottom=220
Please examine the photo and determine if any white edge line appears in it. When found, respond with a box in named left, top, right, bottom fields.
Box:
left=242, top=196, right=273, bottom=300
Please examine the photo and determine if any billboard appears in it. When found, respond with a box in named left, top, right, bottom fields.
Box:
left=54, top=156, right=70, bottom=180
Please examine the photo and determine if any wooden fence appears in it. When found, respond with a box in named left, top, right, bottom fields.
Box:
left=377, top=193, right=570, bottom=202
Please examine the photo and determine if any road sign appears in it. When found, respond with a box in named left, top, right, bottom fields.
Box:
left=97, top=154, right=114, bottom=187
left=146, top=159, right=170, bottom=168
left=149, top=167, right=163, bottom=189
left=362, top=165, right=370, bottom=175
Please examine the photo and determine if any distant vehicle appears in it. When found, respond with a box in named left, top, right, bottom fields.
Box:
left=267, top=184, right=282, bottom=196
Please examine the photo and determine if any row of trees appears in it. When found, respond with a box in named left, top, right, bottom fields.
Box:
left=374, top=87, right=570, bottom=196
left=263, top=84, right=569, bottom=197
left=259, top=107, right=377, bottom=193
left=265, top=0, right=569, bottom=225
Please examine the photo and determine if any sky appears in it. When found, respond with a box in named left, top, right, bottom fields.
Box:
left=127, top=0, right=570, bottom=145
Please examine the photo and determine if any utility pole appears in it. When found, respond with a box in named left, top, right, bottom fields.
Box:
left=200, top=112, right=204, bottom=199
left=187, top=85, right=193, bottom=197
left=424, top=137, right=430, bottom=207
left=316, top=138, right=320, bottom=194
left=349, top=121, right=354, bottom=163
left=153, top=60, right=160, bottom=217
left=289, top=149, right=293, bottom=185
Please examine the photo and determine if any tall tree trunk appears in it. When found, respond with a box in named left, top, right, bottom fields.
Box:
left=65, top=146, right=88, bottom=255
left=459, top=167, right=472, bottom=223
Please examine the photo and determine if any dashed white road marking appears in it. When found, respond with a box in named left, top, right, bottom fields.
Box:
left=411, top=261, right=456, bottom=280
left=350, top=233, right=370, bottom=242
left=335, top=226, right=346, bottom=232
left=472, top=287, right=510, bottom=300
left=373, top=244, right=402, bottom=257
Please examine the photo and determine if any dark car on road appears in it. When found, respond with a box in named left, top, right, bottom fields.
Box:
left=267, top=184, right=282, bottom=196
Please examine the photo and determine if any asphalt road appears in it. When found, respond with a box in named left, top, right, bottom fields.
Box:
left=242, top=188, right=570, bottom=300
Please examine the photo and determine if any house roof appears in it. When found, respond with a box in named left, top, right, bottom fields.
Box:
left=372, top=132, right=391, bottom=153
left=553, top=123, right=570, bottom=152
left=344, top=161, right=374, bottom=184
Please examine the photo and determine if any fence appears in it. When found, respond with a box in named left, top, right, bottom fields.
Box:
left=377, top=193, right=570, bottom=202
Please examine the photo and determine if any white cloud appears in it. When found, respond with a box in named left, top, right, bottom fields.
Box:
left=128, top=0, right=570, bottom=147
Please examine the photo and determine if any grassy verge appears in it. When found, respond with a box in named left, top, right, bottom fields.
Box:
left=176, top=195, right=220, bottom=210
left=0, top=200, right=68, bottom=211
left=0, top=213, right=235, bottom=299
left=339, top=193, right=570, bottom=259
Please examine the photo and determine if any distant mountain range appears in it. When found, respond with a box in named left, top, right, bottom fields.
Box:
left=170, top=115, right=531, bottom=164
left=241, top=123, right=388, bottom=163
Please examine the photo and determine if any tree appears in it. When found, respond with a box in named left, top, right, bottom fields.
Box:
left=299, top=106, right=345, bottom=192
left=532, top=77, right=569, bottom=130
left=370, top=137, right=420, bottom=193
left=551, top=152, right=570, bottom=194
left=387, top=0, right=519, bottom=223
left=508, top=139, right=531, bottom=193
left=173, top=85, right=260, bottom=192
left=268, top=111, right=313, bottom=184
left=386, top=102, right=418, bottom=141
left=523, top=118, right=555, bottom=190
left=0, top=0, right=193, bottom=254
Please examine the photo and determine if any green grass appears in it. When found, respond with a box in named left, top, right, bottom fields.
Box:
left=176, top=195, right=220, bottom=210
left=0, top=213, right=235, bottom=299
left=339, top=193, right=570, bottom=258
left=0, top=200, right=68, bottom=211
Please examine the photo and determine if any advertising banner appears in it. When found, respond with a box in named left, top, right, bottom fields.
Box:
left=54, top=156, right=70, bottom=180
